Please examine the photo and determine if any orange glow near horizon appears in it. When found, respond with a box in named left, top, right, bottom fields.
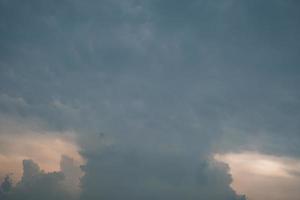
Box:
left=215, top=152, right=300, bottom=200
left=0, top=131, right=84, bottom=183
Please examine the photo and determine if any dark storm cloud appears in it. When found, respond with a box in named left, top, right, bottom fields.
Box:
left=0, top=0, right=299, bottom=156
left=0, top=0, right=300, bottom=199
left=80, top=147, right=245, bottom=200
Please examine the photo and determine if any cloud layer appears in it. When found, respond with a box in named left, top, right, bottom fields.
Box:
left=1, top=0, right=300, bottom=199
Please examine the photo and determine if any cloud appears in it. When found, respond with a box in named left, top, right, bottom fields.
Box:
left=80, top=144, right=245, bottom=200
left=0, top=1, right=300, bottom=200
left=60, top=155, right=83, bottom=195
left=0, top=0, right=299, bottom=156
left=0, top=157, right=81, bottom=200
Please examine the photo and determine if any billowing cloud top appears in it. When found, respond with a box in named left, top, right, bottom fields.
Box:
left=0, top=0, right=300, bottom=200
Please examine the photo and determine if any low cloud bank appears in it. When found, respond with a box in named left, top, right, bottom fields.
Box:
left=80, top=139, right=246, bottom=200
left=0, top=156, right=81, bottom=200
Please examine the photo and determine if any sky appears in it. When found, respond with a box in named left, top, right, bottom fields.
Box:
left=0, top=0, right=300, bottom=200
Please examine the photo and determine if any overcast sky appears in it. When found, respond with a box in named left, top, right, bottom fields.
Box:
left=0, top=1, right=300, bottom=200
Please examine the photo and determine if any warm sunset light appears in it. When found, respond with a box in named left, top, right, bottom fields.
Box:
left=215, top=152, right=300, bottom=200
left=0, top=131, right=83, bottom=182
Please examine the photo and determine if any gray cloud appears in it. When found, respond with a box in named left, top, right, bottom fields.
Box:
left=80, top=144, right=245, bottom=200
left=0, top=158, right=77, bottom=200
left=0, top=0, right=300, bottom=199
